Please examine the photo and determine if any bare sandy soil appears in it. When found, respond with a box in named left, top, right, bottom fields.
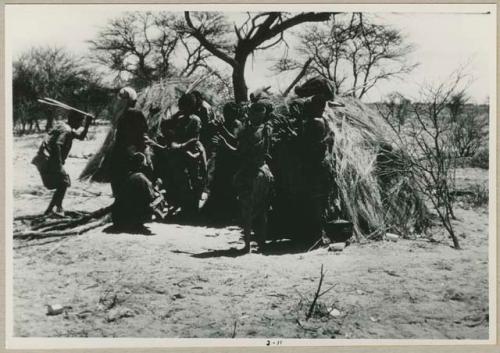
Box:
left=11, top=126, right=490, bottom=339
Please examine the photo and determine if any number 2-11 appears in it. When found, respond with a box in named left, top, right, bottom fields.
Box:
left=266, top=340, right=283, bottom=346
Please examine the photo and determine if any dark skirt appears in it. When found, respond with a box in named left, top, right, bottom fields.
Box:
left=32, top=153, right=70, bottom=190
left=112, top=172, right=155, bottom=227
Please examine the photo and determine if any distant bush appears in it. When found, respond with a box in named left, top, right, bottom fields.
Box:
left=470, top=147, right=489, bottom=169
left=469, top=184, right=489, bottom=208
left=13, top=46, right=113, bottom=134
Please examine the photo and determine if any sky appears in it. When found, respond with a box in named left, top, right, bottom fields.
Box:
left=5, top=4, right=496, bottom=103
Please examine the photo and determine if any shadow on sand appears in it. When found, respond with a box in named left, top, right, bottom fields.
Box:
left=191, top=239, right=310, bottom=258
left=102, top=224, right=154, bottom=236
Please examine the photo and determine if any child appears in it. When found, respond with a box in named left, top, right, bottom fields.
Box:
left=32, top=110, right=92, bottom=216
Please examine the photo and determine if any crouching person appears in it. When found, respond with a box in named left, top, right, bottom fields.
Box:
left=32, top=111, right=92, bottom=216
left=112, top=152, right=155, bottom=233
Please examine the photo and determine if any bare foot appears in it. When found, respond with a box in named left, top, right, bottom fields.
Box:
left=53, top=208, right=65, bottom=217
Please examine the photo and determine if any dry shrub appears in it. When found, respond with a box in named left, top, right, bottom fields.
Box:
left=470, top=147, right=489, bottom=169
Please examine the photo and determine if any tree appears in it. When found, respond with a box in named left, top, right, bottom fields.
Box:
left=446, top=92, right=488, bottom=158
left=89, top=12, right=211, bottom=88
left=13, top=46, right=111, bottom=132
left=182, top=11, right=334, bottom=102
left=276, top=13, right=416, bottom=99
left=391, top=70, right=470, bottom=249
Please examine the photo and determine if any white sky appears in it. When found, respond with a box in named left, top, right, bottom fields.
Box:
left=5, top=4, right=496, bottom=103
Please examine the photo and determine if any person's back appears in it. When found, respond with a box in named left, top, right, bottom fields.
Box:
left=115, top=108, right=148, bottom=152
left=112, top=153, right=155, bottom=231
left=109, top=88, right=149, bottom=196
left=41, top=122, right=74, bottom=163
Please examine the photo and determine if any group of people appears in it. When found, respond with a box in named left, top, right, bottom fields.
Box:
left=33, top=76, right=337, bottom=254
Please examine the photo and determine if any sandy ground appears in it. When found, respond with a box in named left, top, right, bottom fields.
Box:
left=11, top=125, right=490, bottom=339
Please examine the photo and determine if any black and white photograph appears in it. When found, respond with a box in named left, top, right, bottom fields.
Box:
left=4, top=3, right=496, bottom=348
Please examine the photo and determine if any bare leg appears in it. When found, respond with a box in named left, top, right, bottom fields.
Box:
left=53, top=186, right=67, bottom=216
left=44, top=193, right=56, bottom=215
left=240, top=199, right=253, bottom=252
left=253, top=212, right=268, bottom=253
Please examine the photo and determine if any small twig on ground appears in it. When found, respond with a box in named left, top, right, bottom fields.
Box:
left=43, top=236, right=72, bottom=258
left=306, top=264, right=325, bottom=321
left=295, top=318, right=315, bottom=331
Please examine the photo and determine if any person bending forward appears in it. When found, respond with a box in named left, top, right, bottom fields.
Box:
left=32, top=111, right=92, bottom=216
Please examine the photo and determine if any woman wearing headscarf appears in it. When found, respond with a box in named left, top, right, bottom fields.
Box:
left=109, top=87, right=150, bottom=197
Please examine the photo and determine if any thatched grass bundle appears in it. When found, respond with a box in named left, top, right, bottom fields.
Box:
left=269, top=95, right=428, bottom=240
left=317, top=96, right=428, bottom=238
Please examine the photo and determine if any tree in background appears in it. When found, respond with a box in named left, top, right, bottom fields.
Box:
left=275, top=13, right=416, bottom=99
left=182, top=11, right=333, bottom=102
left=446, top=92, right=488, bottom=158
left=13, top=46, right=112, bottom=133
left=89, top=12, right=212, bottom=88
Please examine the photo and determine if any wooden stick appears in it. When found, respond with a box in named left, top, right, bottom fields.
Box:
left=306, top=264, right=325, bottom=321
left=37, top=99, right=68, bottom=109
left=41, top=206, right=112, bottom=232
left=14, top=217, right=110, bottom=240
left=44, top=97, right=93, bottom=117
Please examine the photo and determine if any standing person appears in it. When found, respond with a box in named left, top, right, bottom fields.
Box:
left=191, top=90, right=216, bottom=152
left=32, top=110, right=93, bottom=216
left=190, top=91, right=218, bottom=196
left=295, top=77, right=336, bottom=246
left=218, top=101, right=274, bottom=253
left=203, top=102, right=243, bottom=222
left=109, top=87, right=151, bottom=197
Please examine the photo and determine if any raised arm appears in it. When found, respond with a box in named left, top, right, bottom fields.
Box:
left=72, top=115, right=93, bottom=140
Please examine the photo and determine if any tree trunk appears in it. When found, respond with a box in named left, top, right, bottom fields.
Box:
left=232, top=58, right=248, bottom=103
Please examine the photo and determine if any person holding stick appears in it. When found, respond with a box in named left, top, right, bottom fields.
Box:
left=32, top=110, right=93, bottom=216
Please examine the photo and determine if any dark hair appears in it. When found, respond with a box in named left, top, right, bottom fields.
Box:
left=295, top=77, right=334, bottom=100
left=178, top=93, right=197, bottom=112
left=68, top=111, right=84, bottom=125
left=191, top=91, right=204, bottom=110
left=223, top=102, right=240, bottom=121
